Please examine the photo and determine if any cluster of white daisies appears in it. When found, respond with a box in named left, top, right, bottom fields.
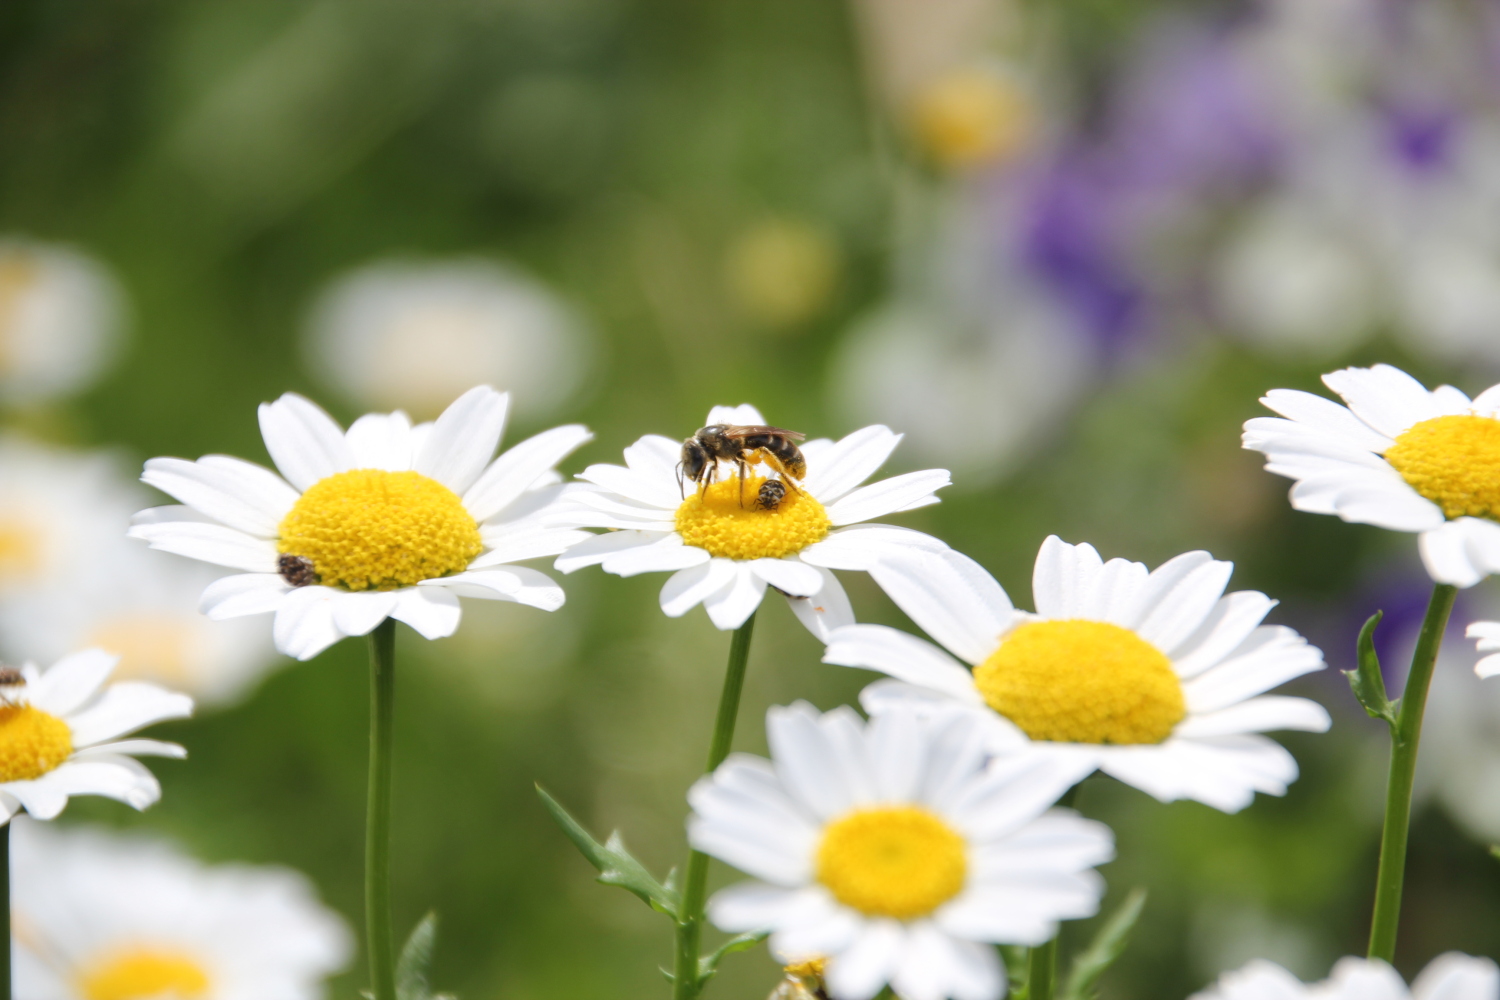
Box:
left=9, top=361, right=1500, bottom=998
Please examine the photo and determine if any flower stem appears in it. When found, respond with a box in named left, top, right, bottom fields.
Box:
left=1367, top=582, right=1456, bottom=962
left=1027, top=937, right=1058, bottom=1000
left=673, top=610, right=758, bottom=1000
left=366, top=618, right=398, bottom=1000
left=2, top=822, right=10, bottom=1000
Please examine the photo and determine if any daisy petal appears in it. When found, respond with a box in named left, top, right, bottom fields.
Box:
left=73, top=739, right=187, bottom=759
left=66, top=683, right=194, bottom=747
left=390, top=587, right=462, bottom=639
left=706, top=404, right=767, bottom=426
left=749, top=558, right=823, bottom=597
left=38, top=756, right=163, bottom=812
left=1322, top=364, right=1443, bottom=439
left=1478, top=653, right=1500, bottom=679
left=329, top=590, right=399, bottom=637
left=128, top=520, right=279, bottom=573
left=600, top=534, right=710, bottom=577
left=426, top=567, right=566, bottom=611
left=705, top=882, right=813, bottom=932
left=345, top=411, right=415, bottom=470
left=1183, top=626, right=1325, bottom=714
left=1174, top=696, right=1331, bottom=738
left=869, top=549, right=1013, bottom=666
left=800, top=524, right=950, bottom=571
left=474, top=525, right=595, bottom=566
left=464, top=424, right=594, bottom=522
left=703, top=566, right=768, bottom=629
left=199, top=573, right=292, bottom=620
left=1135, top=557, right=1235, bottom=656
left=826, top=920, right=904, bottom=1000
left=824, top=625, right=984, bottom=705
left=1259, top=388, right=1395, bottom=452
left=413, top=386, right=510, bottom=494
left=272, top=586, right=343, bottom=660
left=257, top=392, right=353, bottom=491
left=1032, top=537, right=1105, bottom=620
left=555, top=530, right=671, bottom=573
left=801, top=425, right=902, bottom=502
left=824, top=469, right=951, bottom=527
left=4, top=776, right=72, bottom=819
left=1100, top=735, right=1297, bottom=812
left=784, top=567, right=855, bottom=642
left=575, top=461, right=681, bottom=511
left=1419, top=517, right=1500, bottom=588
left=1410, top=953, right=1500, bottom=1000
left=1172, top=591, right=1278, bottom=680
left=26, top=649, right=118, bottom=717
left=660, top=559, right=739, bottom=617
left=141, top=457, right=298, bottom=537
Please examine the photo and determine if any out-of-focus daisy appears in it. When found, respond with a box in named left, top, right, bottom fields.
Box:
left=824, top=538, right=1330, bottom=813
left=12, top=819, right=352, bottom=1000
left=553, top=404, right=950, bottom=637
left=129, top=386, right=592, bottom=660
left=0, top=239, right=125, bottom=405
left=0, top=649, right=191, bottom=822
left=305, top=258, right=591, bottom=422
left=1469, top=620, right=1500, bottom=678
left=1192, top=952, right=1498, bottom=1000
left=689, top=702, right=1112, bottom=1000
left=724, top=218, right=842, bottom=330
left=1243, top=364, right=1500, bottom=587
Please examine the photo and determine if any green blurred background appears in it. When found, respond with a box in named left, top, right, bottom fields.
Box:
left=5, top=0, right=1500, bottom=997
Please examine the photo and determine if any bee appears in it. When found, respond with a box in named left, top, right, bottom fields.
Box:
left=768, top=961, right=829, bottom=1000
left=278, top=554, right=319, bottom=588
left=755, top=479, right=788, bottom=511
left=678, top=425, right=807, bottom=500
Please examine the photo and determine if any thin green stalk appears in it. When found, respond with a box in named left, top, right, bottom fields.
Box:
left=366, top=619, right=398, bottom=1000
left=2, top=822, right=10, bottom=1000
left=673, top=611, right=758, bottom=1000
left=1027, top=938, right=1058, bottom=1000
left=1367, top=582, right=1457, bottom=962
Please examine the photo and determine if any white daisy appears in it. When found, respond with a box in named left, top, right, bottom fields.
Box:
left=1467, top=620, right=1500, bottom=679
left=823, top=537, right=1331, bottom=813
left=0, top=648, right=191, bottom=823
left=1242, top=363, right=1500, bottom=588
left=305, top=258, right=590, bottom=422
left=689, top=701, right=1113, bottom=1000
left=12, top=818, right=352, bottom=1000
left=128, top=386, right=593, bottom=660
left=1192, top=953, right=1498, bottom=1000
left=0, top=239, right=125, bottom=405
left=552, top=404, right=951, bottom=637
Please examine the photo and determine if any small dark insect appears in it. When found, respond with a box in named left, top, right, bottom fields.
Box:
left=678, top=424, right=807, bottom=501
left=278, top=554, right=319, bottom=588
left=755, top=479, right=788, bottom=511
left=0, top=667, right=23, bottom=687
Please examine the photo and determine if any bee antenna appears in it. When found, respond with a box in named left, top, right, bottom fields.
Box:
left=675, top=461, right=684, bottom=499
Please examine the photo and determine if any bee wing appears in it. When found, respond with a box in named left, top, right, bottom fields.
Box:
left=725, top=425, right=807, bottom=441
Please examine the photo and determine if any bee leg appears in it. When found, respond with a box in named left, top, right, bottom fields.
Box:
left=763, top=454, right=804, bottom=496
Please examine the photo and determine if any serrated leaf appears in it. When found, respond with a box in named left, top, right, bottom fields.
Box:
left=395, top=912, right=455, bottom=1000
left=536, top=785, right=679, bottom=918
left=1058, top=889, right=1147, bottom=1000
left=1345, top=611, right=1398, bottom=729
left=697, top=929, right=768, bottom=985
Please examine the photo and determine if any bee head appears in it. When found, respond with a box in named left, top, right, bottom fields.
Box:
left=680, top=438, right=710, bottom=482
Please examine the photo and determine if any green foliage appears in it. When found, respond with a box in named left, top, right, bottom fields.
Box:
left=536, top=785, right=679, bottom=919
left=1058, top=889, right=1148, bottom=1000
left=396, top=913, right=456, bottom=1000
left=1347, top=611, right=1399, bottom=729
left=696, top=930, right=768, bottom=986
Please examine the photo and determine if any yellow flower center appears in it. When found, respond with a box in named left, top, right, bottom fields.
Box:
left=0, top=705, right=73, bottom=782
left=79, top=949, right=211, bottom=1000
left=973, top=619, right=1186, bottom=745
left=89, top=615, right=196, bottom=686
left=910, top=68, right=1031, bottom=170
left=277, top=469, right=482, bottom=591
left=1384, top=414, right=1500, bottom=521
left=815, top=806, right=967, bottom=919
left=674, top=475, right=830, bottom=560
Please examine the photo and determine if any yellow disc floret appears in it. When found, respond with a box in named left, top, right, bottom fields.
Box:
left=674, top=475, right=830, bottom=560
left=277, top=469, right=482, bottom=591
left=80, top=950, right=211, bottom=1000
left=0, top=704, right=72, bottom=782
left=974, top=619, right=1186, bottom=745
left=816, top=806, right=967, bottom=919
left=1385, top=414, right=1500, bottom=521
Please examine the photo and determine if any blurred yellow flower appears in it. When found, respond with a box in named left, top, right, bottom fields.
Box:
left=724, top=219, right=842, bottom=329
left=909, top=67, right=1031, bottom=170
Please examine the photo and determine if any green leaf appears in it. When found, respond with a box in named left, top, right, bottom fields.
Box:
left=696, top=929, right=768, bottom=985
left=395, top=912, right=456, bottom=1000
left=536, top=784, right=679, bottom=918
left=1345, top=611, right=1399, bottom=729
left=1000, top=945, right=1030, bottom=999
left=1058, top=889, right=1147, bottom=1000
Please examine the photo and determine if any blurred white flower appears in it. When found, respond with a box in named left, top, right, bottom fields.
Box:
left=0, top=239, right=125, bottom=405
left=305, top=258, right=591, bottom=422
left=832, top=299, right=1090, bottom=486
left=12, top=818, right=352, bottom=1000
left=0, top=436, right=281, bottom=707
left=1422, top=615, right=1500, bottom=843
left=1192, top=952, right=1498, bottom=1000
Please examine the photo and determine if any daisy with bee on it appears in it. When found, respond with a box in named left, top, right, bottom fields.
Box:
left=542, top=404, right=952, bottom=1000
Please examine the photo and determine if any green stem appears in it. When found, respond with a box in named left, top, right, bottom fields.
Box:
left=2, top=822, right=10, bottom=1000
left=1027, top=938, right=1058, bottom=1000
left=673, top=611, right=758, bottom=1000
left=1367, top=582, right=1457, bottom=962
left=366, top=619, right=398, bottom=1000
